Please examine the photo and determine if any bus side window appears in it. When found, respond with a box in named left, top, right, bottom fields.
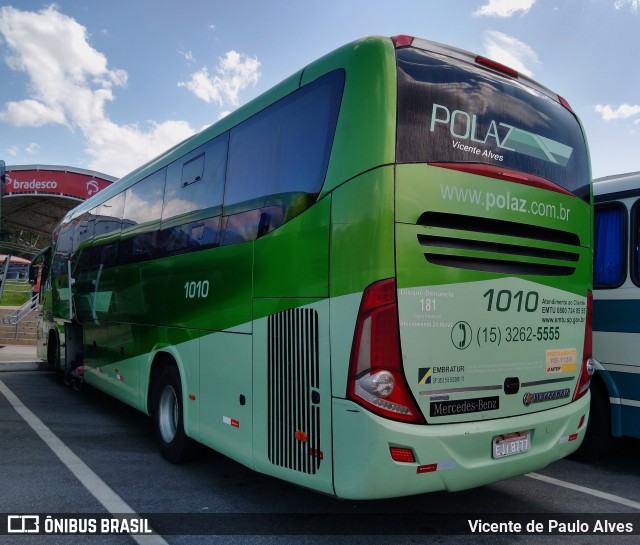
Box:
left=159, top=134, right=227, bottom=256
left=120, top=168, right=166, bottom=264
left=594, top=203, right=626, bottom=288
left=94, top=193, right=125, bottom=268
left=72, top=212, right=93, bottom=258
left=632, top=200, right=640, bottom=286
left=222, top=69, right=344, bottom=245
left=52, top=222, right=74, bottom=275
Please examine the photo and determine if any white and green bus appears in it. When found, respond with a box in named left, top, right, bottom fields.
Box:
left=573, top=171, right=640, bottom=456
left=35, top=35, right=593, bottom=499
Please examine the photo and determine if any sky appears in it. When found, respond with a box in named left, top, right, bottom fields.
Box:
left=0, top=0, right=638, bottom=180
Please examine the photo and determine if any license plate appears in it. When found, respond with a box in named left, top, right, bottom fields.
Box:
left=492, top=431, right=531, bottom=459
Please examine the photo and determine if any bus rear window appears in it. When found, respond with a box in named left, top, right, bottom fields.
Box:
left=396, top=47, right=590, bottom=201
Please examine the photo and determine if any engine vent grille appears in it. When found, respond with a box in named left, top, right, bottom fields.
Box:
left=268, top=308, right=321, bottom=474
left=417, top=212, right=580, bottom=276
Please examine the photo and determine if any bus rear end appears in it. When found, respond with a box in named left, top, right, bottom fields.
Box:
left=335, top=37, right=592, bottom=499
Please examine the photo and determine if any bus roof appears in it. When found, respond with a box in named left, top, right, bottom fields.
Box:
left=593, top=171, right=640, bottom=200
left=408, top=36, right=559, bottom=101
left=56, top=34, right=582, bottom=227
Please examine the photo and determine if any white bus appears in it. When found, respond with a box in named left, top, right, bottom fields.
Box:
left=582, top=171, right=640, bottom=454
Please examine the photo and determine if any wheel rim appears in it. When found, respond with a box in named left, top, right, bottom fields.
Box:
left=158, top=385, right=179, bottom=444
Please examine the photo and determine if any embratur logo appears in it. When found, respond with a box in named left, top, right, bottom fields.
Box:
left=418, top=368, right=432, bottom=385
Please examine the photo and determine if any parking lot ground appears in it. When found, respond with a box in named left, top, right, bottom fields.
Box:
left=1, top=370, right=640, bottom=544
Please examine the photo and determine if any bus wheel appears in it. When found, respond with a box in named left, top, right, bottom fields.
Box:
left=48, top=330, right=62, bottom=383
left=152, top=366, right=196, bottom=463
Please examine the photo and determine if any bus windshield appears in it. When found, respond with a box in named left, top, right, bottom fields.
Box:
left=396, top=47, right=591, bottom=202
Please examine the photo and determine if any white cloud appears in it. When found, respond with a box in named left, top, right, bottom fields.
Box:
left=25, top=142, right=40, bottom=155
left=179, top=50, right=261, bottom=107
left=481, top=31, right=540, bottom=77
left=595, top=103, right=640, bottom=121
left=0, top=5, right=194, bottom=177
left=7, top=145, right=18, bottom=157
left=475, top=0, right=535, bottom=17
left=1, top=98, right=66, bottom=126
left=615, top=0, right=640, bottom=12
left=179, top=49, right=194, bottom=62
left=85, top=118, right=195, bottom=176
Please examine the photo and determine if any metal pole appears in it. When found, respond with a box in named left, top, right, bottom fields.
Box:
left=0, top=255, right=10, bottom=303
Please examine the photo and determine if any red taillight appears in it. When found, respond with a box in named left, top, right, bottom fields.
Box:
left=475, top=56, right=518, bottom=78
left=573, top=291, right=594, bottom=401
left=392, top=35, right=414, bottom=48
left=558, top=95, right=575, bottom=114
left=347, top=279, right=425, bottom=423
left=429, top=162, right=574, bottom=197
left=389, top=447, right=415, bottom=463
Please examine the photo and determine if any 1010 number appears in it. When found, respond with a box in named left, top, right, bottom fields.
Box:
left=483, top=289, right=538, bottom=313
left=184, top=280, right=210, bottom=299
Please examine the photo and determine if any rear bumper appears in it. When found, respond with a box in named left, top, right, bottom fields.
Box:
left=331, top=392, right=590, bottom=499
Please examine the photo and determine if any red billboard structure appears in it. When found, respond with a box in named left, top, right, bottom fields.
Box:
left=0, top=164, right=116, bottom=259
left=4, top=167, right=113, bottom=199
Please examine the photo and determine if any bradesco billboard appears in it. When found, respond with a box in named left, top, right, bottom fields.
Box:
left=4, top=168, right=113, bottom=199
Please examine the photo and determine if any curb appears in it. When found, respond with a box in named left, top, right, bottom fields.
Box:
left=0, top=361, right=40, bottom=372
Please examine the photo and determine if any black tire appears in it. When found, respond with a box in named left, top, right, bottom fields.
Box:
left=570, top=378, right=614, bottom=461
left=48, top=331, right=63, bottom=383
left=152, top=366, right=197, bottom=463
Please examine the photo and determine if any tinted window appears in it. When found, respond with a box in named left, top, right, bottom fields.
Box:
left=52, top=221, right=73, bottom=277
left=632, top=201, right=640, bottom=287
left=123, top=169, right=166, bottom=228
left=120, top=168, right=167, bottom=264
left=396, top=48, right=590, bottom=201
left=594, top=204, right=626, bottom=288
left=160, top=134, right=227, bottom=255
left=72, top=212, right=93, bottom=255
left=161, top=216, right=222, bottom=255
left=223, top=70, right=344, bottom=243
left=95, top=193, right=125, bottom=238
left=55, top=221, right=74, bottom=257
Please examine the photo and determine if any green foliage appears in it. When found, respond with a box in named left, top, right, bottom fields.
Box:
left=0, top=284, right=30, bottom=306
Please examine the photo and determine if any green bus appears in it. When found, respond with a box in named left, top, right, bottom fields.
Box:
left=35, top=35, right=593, bottom=499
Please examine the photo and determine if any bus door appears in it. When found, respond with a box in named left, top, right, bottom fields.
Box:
left=252, top=298, right=333, bottom=495
left=250, top=198, right=334, bottom=494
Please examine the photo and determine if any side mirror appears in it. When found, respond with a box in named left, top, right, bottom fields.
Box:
left=29, top=264, right=39, bottom=284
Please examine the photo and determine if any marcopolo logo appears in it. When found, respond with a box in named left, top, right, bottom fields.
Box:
left=430, top=103, right=574, bottom=167
left=523, top=388, right=571, bottom=407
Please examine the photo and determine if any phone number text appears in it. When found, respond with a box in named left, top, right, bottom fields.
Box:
left=477, top=326, right=560, bottom=347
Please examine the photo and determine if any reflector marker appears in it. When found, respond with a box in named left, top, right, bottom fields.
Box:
left=417, top=461, right=456, bottom=474
left=223, top=416, right=240, bottom=428
left=420, top=385, right=501, bottom=396
left=521, top=377, right=573, bottom=387
left=390, top=447, right=415, bottom=463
